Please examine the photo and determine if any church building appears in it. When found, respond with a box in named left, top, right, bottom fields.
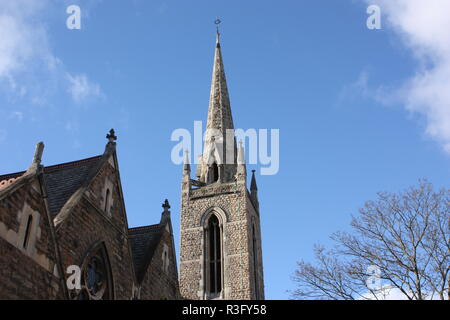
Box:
left=0, top=30, right=264, bottom=300
left=0, top=131, right=180, bottom=300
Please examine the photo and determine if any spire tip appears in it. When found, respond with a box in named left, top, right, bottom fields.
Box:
left=214, top=18, right=221, bottom=44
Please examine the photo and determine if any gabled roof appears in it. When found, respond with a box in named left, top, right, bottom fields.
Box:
left=128, top=224, right=165, bottom=282
left=0, top=155, right=102, bottom=216
left=43, top=156, right=102, bottom=217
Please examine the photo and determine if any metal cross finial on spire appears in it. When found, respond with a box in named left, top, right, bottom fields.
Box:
left=215, top=18, right=221, bottom=42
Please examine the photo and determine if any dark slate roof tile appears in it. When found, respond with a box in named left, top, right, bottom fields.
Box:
left=0, top=156, right=102, bottom=216
left=43, top=156, right=102, bottom=216
left=128, top=224, right=164, bottom=281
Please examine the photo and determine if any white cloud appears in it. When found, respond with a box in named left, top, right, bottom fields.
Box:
left=0, top=14, right=32, bottom=76
left=0, top=0, right=102, bottom=104
left=364, top=0, right=450, bottom=154
left=67, top=73, right=102, bottom=103
left=361, top=285, right=442, bottom=300
left=360, top=285, right=409, bottom=300
left=0, top=1, right=50, bottom=88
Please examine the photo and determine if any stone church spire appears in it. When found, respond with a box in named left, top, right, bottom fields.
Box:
left=199, top=27, right=237, bottom=184
left=206, top=30, right=234, bottom=132
left=179, top=24, right=265, bottom=300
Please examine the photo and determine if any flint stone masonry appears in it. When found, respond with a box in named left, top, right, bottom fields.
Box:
left=180, top=180, right=264, bottom=300
left=180, top=32, right=265, bottom=301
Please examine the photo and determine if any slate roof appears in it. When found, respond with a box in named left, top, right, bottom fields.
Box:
left=43, top=156, right=102, bottom=216
left=0, top=155, right=102, bottom=216
left=128, top=224, right=164, bottom=281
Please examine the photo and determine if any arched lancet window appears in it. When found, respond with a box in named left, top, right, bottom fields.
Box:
left=23, top=215, right=33, bottom=249
left=206, top=214, right=222, bottom=297
left=252, top=223, right=259, bottom=299
left=211, top=162, right=219, bottom=183
left=162, top=245, right=169, bottom=274
left=104, top=188, right=110, bottom=213
left=164, top=250, right=168, bottom=272
left=76, top=243, right=114, bottom=300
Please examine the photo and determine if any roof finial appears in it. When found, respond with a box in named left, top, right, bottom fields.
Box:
left=162, top=199, right=171, bottom=211
left=32, top=142, right=45, bottom=166
left=183, top=149, right=191, bottom=168
left=106, top=128, right=117, bottom=143
left=161, top=199, right=171, bottom=222
left=27, top=141, right=44, bottom=172
left=237, top=139, right=245, bottom=166
left=215, top=18, right=221, bottom=43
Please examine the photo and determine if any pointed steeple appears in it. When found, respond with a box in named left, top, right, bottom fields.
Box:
left=183, top=149, right=191, bottom=175
left=250, top=169, right=259, bottom=211
left=206, top=29, right=234, bottom=133
left=250, top=170, right=258, bottom=191
left=199, top=24, right=237, bottom=184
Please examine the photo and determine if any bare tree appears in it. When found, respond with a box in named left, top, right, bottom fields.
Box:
left=292, top=181, right=449, bottom=300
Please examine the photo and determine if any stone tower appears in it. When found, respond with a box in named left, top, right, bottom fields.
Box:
left=179, top=30, right=264, bottom=300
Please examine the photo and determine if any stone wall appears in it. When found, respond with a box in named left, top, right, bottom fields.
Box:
left=0, top=152, right=181, bottom=300
left=139, top=225, right=180, bottom=300
left=180, top=179, right=264, bottom=300
left=246, top=197, right=265, bottom=300
left=55, top=160, right=136, bottom=299
left=0, top=177, right=63, bottom=299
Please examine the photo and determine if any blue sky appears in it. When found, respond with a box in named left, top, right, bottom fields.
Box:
left=1, top=0, right=449, bottom=299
